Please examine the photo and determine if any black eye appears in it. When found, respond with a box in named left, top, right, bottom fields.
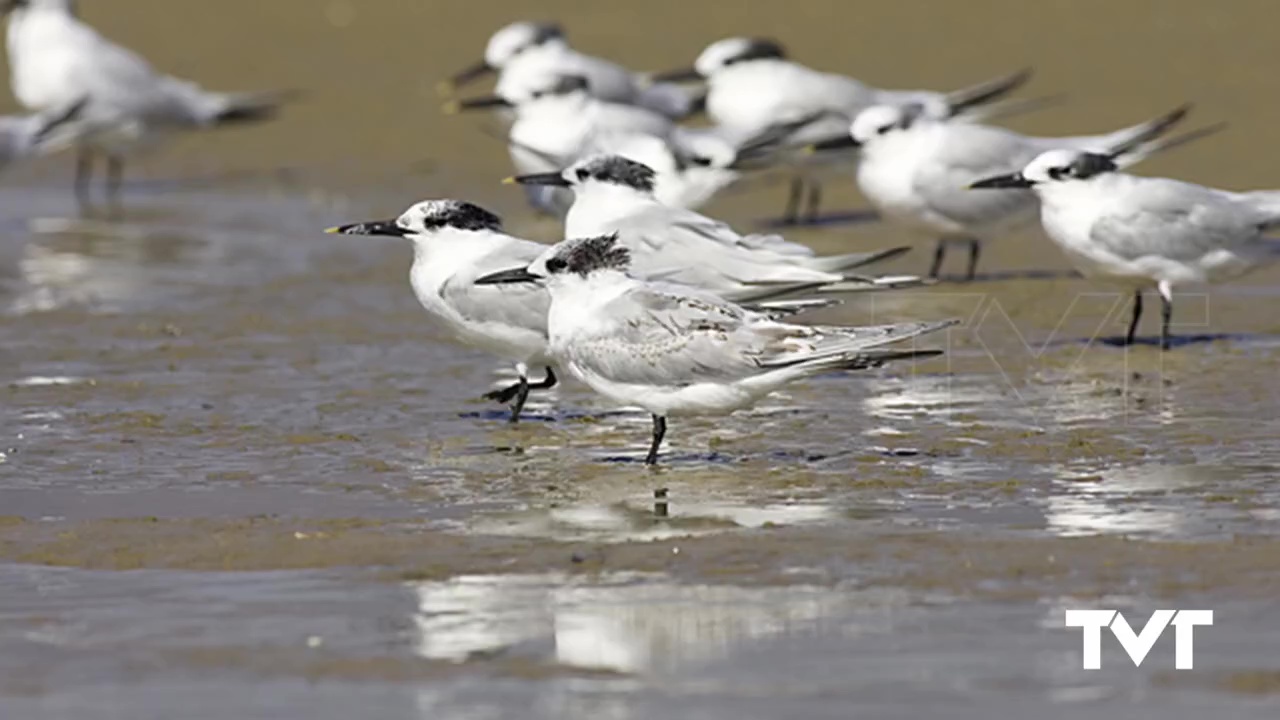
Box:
left=575, top=168, right=589, bottom=181
left=545, top=257, right=568, bottom=273
left=530, top=91, right=544, bottom=99
left=877, top=125, right=893, bottom=135
left=688, top=155, right=712, bottom=167
left=1048, top=166, right=1068, bottom=180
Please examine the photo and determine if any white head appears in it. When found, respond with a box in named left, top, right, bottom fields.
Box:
left=694, top=37, right=787, bottom=77
left=511, top=154, right=659, bottom=199
left=446, top=21, right=565, bottom=90
left=651, top=37, right=786, bottom=84
left=485, top=21, right=566, bottom=69
left=969, top=149, right=1119, bottom=192
left=850, top=104, right=929, bottom=146
left=327, top=200, right=504, bottom=239
left=477, top=234, right=631, bottom=290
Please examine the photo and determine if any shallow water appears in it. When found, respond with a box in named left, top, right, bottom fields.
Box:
left=2, top=1, right=1280, bottom=718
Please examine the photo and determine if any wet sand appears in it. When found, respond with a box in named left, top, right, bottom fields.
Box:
left=2, top=1, right=1280, bottom=718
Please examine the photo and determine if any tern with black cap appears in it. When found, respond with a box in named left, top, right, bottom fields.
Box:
left=970, top=148, right=1280, bottom=349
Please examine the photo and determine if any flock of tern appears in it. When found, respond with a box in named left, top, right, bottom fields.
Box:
left=1, top=5, right=1277, bottom=463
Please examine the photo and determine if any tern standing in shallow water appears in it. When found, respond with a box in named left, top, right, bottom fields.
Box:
left=3, top=0, right=290, bottom=209
left=971, top=150, right=1280, bottom=349
left=476, top=235, right=953, bottom=465
left=509, top=155, right=921, bottom=302
left=327, top=201, right=556, bottom=423
left=809, top=103, right=1199, bottom=280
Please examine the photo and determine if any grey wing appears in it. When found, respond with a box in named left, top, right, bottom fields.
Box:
left=1089, top=181, right=1268, bottom=261
left=569, top=285, right=768, bottom=385
left=443, top=243, right=551, bottom=334
left=911, top=128, right=1040, bottom=226
left=70, top=32, right=210, bottom=124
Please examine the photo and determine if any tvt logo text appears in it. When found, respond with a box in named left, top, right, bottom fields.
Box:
left=1065, top=610, right=1213, bottom=669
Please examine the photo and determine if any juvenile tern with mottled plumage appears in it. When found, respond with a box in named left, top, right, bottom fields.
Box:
left=476, top=234, right=953, bottom=464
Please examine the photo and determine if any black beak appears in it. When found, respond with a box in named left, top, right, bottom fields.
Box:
left=324, top=219, right=407, bottom=237
left=447, top=60, right=494, bottom=90
left=648, top=67, right=702, bottom=84
left=505, top=172, right=571, bottom=187
left=969, top=173, right=1034, bottom=190
left=443, top=94, right=512, bottom=113
left=474, top=267, right=544, bottom=285
left=808, top=135, right=861, bottom=153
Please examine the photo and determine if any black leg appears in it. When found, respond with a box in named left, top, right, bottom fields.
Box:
left=1125, top=290, right=1143, bottom=346
left=1160, top=292, right=1173, bottom=351
left=928, top=238, right=948, bottom=279
left=74, top=148, right=93, bottom=212
left=804, top=181, right=822, bottom=224
left=964, top=238, right=982, bottom=281
left=106, top=155, right=124, bottom=215
left=528, top=366, right=557, bottom=391
left=644, top=415, right=666, bottom=465
left=483, top=376, right=528, bottom=422
left=483, top=367, right=556, bottom=423
left=782, top=177, right=803, bottom=225
left=507, top=378, right=531, bottom=423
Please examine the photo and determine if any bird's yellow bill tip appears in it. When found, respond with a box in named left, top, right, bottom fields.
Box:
left=323, top=226, right=342, bottom=234
left=501, top=176, right=518, bottom=185
left=441, top=100, right=461, bottom=115
left=802, top=145, right=817, bottom=156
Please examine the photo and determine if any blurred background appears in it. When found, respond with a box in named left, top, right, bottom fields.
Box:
left=2, top=2, right=1280, bottom=718
left=2, top=0, right=1279, bottom=209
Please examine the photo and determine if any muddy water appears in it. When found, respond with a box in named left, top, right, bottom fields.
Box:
left=2, top=1, right=1280, bottom=718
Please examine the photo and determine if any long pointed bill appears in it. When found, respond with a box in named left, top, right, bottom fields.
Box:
left=445, top=60, right=494, bottom=92
left=474, top=267, right=544, bottom=285
left=505, top=172, right=571, bottom=187
left=325, top=220, right=407, bottom=237
left=647, top=67, right=702, bottom=84
left=807, top=135, right=861, bottom=154
left=969, top=173, right=1033, bottom=190
left=443, top=95, right=513, bottom=114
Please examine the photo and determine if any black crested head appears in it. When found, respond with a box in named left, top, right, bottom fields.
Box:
left=546, top=74, right=590, bottom=96
left=1070, top=152, right=1118, bottom=179
left=897, top=102, right=927, bottom=130
left=572, top=155, right=657, bottom=192
left=529, top=22, right=564, bottom=45
left=417, top=200, right=503, bottom=232
left=727, top=38, right=787, bottom=65
left=1049, top=153, right=1118, bottom=181
left=547, top=234, right=630, bottom=276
